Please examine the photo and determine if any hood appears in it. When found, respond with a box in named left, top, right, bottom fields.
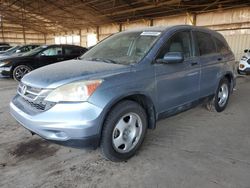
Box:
left=22, top=60, right=130, bottom=88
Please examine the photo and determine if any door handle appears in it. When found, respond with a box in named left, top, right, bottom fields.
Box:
left=191, top=62, right=198, bottom=66
left=57, top=58, right=64, bottom=61
left=217, top=57, right=222, bottom=61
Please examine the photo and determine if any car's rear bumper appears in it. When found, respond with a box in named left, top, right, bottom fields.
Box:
left=10, top=100, right=104, bottom=147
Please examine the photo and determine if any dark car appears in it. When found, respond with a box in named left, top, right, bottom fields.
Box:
left=0, top=44, right=40, bottom=59
left=0, top=45, right=12, bottom=53
left=10, top=25, right=236, bottom=161
left=0, top=44, right=87, bottom=81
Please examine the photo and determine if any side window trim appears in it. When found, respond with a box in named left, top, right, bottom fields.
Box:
left=41, top=46, right=63, bottom=56
left=193, top=30, right=218, bottom=57
left=190, top=30, right=198, bottom=57
left=154, top=29, right=193, bottom=61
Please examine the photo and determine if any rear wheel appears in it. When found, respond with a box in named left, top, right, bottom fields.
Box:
left=100, top=100, right=147, bottom=162
left=13, top=65, right=32, bottom=81
left=205, top=78, right=230, bottom=112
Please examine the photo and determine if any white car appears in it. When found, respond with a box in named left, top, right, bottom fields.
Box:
left=238, top=49, right=250, bottom=75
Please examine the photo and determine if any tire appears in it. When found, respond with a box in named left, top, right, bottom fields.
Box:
left=13, top=65, right=32, bottom=81
left=214, top=78, right=230, bottom=112
left=100, top=100, right=147, bottom=162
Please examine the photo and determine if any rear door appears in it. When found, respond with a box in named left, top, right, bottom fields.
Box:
left=194, top=31, right=221, bottom=97
left=38, top=46, right=64, bottom=67
left=154, top=30, right=200, bottom=113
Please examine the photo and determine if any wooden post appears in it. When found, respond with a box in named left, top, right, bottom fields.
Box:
left=0, top=17, right=5, bottom=42
left=96, top=26, right=99, bottom=42
left=44, top=34, right=47, bottom=44
left=193, top=13, right=197, bottom=26
left=119, top=23, right=122, bottom=32
left=22, top=25, right=26, bottom=44
left=79, top=29, right=82, bottom=46
left=150, top=19, right=154, bottom=26
left=186, top=12, right=196, bottom=26
left=22, top=0, right=26, bottom=44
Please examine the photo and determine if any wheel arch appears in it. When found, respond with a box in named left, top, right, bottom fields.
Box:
left=10, top=62, right=33, bottom=78
left=222, top=72, right=234, bottom=92
left=101, top=93, right=157, bottom=132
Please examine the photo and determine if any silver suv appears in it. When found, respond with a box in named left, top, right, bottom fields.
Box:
left=10, top=25, right=236, bottom=161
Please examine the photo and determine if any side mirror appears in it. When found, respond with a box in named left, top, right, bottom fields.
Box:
left=244, top=49, right=249, bottom=53
left=156, top=52, right=184, bottom=64
left=16, top=49, right=21, bottom=53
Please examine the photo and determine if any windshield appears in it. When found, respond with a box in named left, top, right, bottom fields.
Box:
left=22, top=46, right=46, bottom=56
left=81, top=31, right=161, bottom=65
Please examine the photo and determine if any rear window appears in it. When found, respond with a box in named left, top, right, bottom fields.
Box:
left=214, top=37, right=230, bottom=54
left=195, top=32, right=216, bottom=56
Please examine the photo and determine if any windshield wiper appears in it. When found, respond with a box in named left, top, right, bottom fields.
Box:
left=88, top=57, right=118, bottom=64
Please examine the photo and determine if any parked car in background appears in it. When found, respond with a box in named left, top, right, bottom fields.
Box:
left=0, top=46, right=20, bottom=55
left=0, top=45, right=12, bottom=53
left=10, top=25, right=236, bottom=161
left=0, top=44, right=87, bottom=81
left=238, top=49, right=250, bottom=75
left=0, top=44, right=39, bottom=59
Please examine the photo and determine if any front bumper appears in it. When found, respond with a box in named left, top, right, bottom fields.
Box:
left=238, top=68, right=250, bottom=75
left=238, top=59, right=250, bottom=73
left=0, top=67, right=11, bottom=77
left=10, top=100, right=104, bottom=147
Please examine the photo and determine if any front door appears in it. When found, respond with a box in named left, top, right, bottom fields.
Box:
left=154, top=30, right=200, bottom=114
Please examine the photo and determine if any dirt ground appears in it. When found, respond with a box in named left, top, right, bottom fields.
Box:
left=0, top=76, right=250, bottom=188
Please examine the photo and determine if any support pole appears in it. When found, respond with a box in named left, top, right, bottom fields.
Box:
left=44, top=34, right=46, bottom=44
left=193, top=13, right=197, bottom=26
left=96, top=26, right=99, bottom=42
left=119, top=23, right=122, bottom=32
left=0, top=17, right=5, bottom=42
left=79, top=29, right=82, bottom=46
left=22, top=0, right=26, bottom=44
left=150, top=19, right=154, bottom=26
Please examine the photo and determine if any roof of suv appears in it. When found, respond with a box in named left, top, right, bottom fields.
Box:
left=123, top=25, right=225, bottom=43
left=123, top=25, right=217, bottom=34
left=40, top=44, right=85, bottom=48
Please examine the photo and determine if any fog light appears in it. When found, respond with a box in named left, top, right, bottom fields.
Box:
left=239, top=64, right=245, bottom=69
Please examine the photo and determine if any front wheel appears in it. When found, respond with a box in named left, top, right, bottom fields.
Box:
left=100, top=100, right=147, bottom=162
left=13, top=65, right=32, bottom=81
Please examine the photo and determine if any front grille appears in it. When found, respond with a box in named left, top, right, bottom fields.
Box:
left=15, top=82, right=55, bottom=113
left=17, top=82, right=44, bottom=100
left=22, top=97, right=46, bottom=111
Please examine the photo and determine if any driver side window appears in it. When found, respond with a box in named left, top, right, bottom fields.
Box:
left=42, top=47, right=62, bottom=56
left=159, top=31, right=192, bottom=59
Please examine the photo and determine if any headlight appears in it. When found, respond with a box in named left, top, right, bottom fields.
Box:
left=45, top=80, right=103, bottom=102
left=0, top=61, right=10, bottom=67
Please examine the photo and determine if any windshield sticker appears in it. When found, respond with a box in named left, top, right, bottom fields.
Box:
left=140, top=31, right=161, bottom=36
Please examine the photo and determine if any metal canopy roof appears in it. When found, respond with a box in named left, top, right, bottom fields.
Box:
left=0, top=0, right=250, bottom=34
